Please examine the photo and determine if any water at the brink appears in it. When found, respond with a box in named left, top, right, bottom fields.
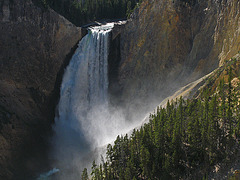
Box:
left=40, top=23, right=133, bottom=180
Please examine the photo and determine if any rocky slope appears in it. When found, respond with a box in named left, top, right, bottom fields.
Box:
left=0, top=0, right=81, bottom=179
left=141, top=53, right=240, bottom=125
left=115, top=0, right=240, bottom=120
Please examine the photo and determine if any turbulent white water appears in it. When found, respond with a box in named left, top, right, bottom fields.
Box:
left=47, top=22, right=134, bottom=179
left=56, top=23, right=112, bottom=147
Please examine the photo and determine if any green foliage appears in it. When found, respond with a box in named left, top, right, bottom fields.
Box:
left=41, top=0, right=48, bottom=8
left=44, top=0, right=141, bottom=26
left=84, top=68, right=240, bottom=179
left=32, top=0, right=49, bottom=10
left=83, top=58, right=240, bottom=179
left=81, top=168, right=89, bottom=180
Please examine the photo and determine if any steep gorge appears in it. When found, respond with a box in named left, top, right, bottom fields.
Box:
left=0, top=0, right=240, bottom=179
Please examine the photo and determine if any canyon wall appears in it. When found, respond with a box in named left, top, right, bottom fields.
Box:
left=0, top=0, right=81, bottom=179
left=116, top=0, right=240, bottom=118
left=0, top=0, right=239, bottom=178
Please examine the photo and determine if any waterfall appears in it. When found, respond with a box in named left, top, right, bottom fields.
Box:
left=48, top=23, right=119, bottom=179
left=35, top=20, right=144, bottom=180
left=44, top=22, right=135, bottom=180
left=55, top=23, right=113, bottom=147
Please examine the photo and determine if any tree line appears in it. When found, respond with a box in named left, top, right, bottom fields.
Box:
left=36, top=0, right=141, bottom=26
left=82, top=62, right=240, bottom=179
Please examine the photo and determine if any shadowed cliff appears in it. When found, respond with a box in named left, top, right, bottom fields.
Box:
left=0, top=0, right=82, bottom=179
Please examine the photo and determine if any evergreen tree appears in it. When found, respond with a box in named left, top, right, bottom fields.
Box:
left=83, top=64, right=240, bottom=179
left=81, top=168, right=89, bottom=180
left=44, top=0, right=142, bottom=26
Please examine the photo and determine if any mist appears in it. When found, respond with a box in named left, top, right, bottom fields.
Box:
left=42, top=23, right=149, bottom=180
left=40, top=19, right=184, bottom=179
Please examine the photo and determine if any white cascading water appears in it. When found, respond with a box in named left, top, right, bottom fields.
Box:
left=55, top=23, right=112, bottom=148
left=43, top=23, right=134, bottom=179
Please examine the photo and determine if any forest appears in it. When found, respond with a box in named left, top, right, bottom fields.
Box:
left=36, top=0, right=141, bottom=26
left=82, top=59, right=240, bottom=179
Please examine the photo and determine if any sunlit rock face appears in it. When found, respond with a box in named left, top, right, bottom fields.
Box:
left=0, top=0, right=81, bottom=179
left=116, top=0, right=240, bottom=120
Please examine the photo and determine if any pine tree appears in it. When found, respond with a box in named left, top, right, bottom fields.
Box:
left=140, top=145, right=151, bottom=179
left=82, top=67, right=240, bottom=179
left=91, top=160, right=100, bottom=180
left=81, top=168, right=89, bottom=180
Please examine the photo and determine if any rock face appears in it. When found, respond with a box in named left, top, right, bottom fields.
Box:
left=0, top=0, right=81, bottom=179
left=0, top=0, right=239, bottom=178
left=114, top=0, right=240, bottom=119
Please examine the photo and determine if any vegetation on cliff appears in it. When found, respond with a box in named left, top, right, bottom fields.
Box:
left=82, top=57, right=240, bottom=179
left=35, top=0, right=142, bottom=26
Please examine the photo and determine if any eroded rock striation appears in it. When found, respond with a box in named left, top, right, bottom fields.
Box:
left=115, top=0, right=240, bottom=119
left=0, top=0, right=81, bottom=179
